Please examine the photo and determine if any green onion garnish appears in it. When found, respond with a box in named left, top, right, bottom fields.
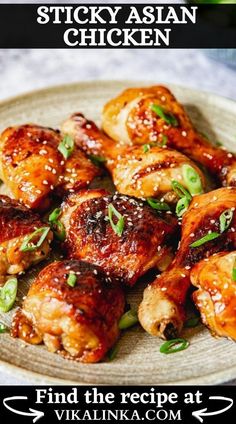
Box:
left=107, top=344, right=119, bottom=361
left=49, top=208, right=61, bottom=223
left=176, top=197, right=189, bottom=217
left=171, top=180, right=192, bottom=217
left=53, top=221, right=66, bottom=242
left=184, top=317, right=200, bottom=328
left=108, top=204, right=125, bottom=237
left=151, top=104, right=178, bottom=127
left=147, top=198, right=170, bottom=211
left=219, top=209, right=233, bottom=233
left=215, top=140, right=223, bottom=147
left=0, top=278, right=18, bottom=313
left=232, top=258, right=236, bottom=282
left=49, top=208, right=66, bottom=241
left=118, top=309, right=138, bottom=330
left=171, top=180, right=192, bottom=202
left=0, top=322, right=8, bottom=333
left=160, top=338, right=189, bottom=354
left=143, top=144, right=151, bottom=153
left=20, top=227, right=50, bottom=252
left=182, top=164, right=203, bottom=196
left=67, top=272, right=77, bottom=287
left=58, top=135, right=74, bottom=160
left=160, top=134, right=168, bottom=146
left=89, top=154, right=107, bottom=167
left=190, top=232, right=220, bottom=248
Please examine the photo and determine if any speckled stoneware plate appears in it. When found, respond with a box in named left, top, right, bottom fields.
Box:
left=0, top=81, right=236, bottom=385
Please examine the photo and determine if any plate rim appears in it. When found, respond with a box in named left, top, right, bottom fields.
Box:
left=0, top=79, right=236, bottom=113
left=0, top=80, right=236, bottom=386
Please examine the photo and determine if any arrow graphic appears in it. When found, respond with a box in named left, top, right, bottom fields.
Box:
left=3, top=396, right=44, bottom=423
left=192, top=396, right=233, bottom=423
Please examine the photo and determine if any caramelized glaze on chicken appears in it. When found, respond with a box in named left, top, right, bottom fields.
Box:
left=62, top=113, right=206, bottom=202
left=102, top=86, right=236, bottom=186
left=12, top=260, right=125, bottom=363
left=0, top=195, right=52, bottom=283
left=139, top=187, right=236, bottom=339
left=0, top=124, right=100, bottom=211
left=191, top=251, right=236, bottom=341
left=61, top=189, right=178, bottom=286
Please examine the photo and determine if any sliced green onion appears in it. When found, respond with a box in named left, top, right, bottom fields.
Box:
left=118, top=309, right=138, bottom=330
left=107, top=344, right=119, bottom=361
left=89, top=154, right=107, bottom=167
left=53, top=221, right=66, bottom=242
left=219, top=209, right=233, bottom=233
left=151, top=104, right=178, bottom=127
left=108, top=204, right=125, bottom=237
left=184, top=317, right=200, bottom=328
left=143, top=144, right=151, bottom=153
left=0, top=322, right=8, bottom=333
left=147, top=198, right=170, bottom=211
left=171, top=180, right=192, bottom=202
left=49, top=208, right=65, bottom=241
left=182, top=164, right=203, bottom=196
left=20, top=227, right=50, bottom=252
left=200, top=132, right=209, bottom=140
left=190, top=232, right=220, bottom=248
left=216, top=140, right=223, bottom=147
left=176, top=197, right=190, bottom=217
left=0, top=278, right=18, bottom=313
left=232, top=258, right=236, bottom=282
left=58, top=135, right=74, bottom=160
left=49, top=208, right=61, bottom=223
left=67, top=272, right=77, bottom=287
left=160, top=134, right=168, bottom=146
left=160, top=338, right=189, bottom=354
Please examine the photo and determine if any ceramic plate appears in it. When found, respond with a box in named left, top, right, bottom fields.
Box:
left=0, top=80, right=236, bottom=385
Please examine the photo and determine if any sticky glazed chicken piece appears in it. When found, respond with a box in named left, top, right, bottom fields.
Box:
left=61, top=113, right=206, bottom=202
left=60, top=189, right=178, bottom=286
left=0, top=124, right=101, bottom=211
left=0, top=195, right=52, bottom=283
left=191, top=251, right=236, bottom=341
left=12, top=260, right=125, bottom=363
left=110, top=145, right=206, bottom=201
left=139, top=187, right=236, bottom=339
left=102, top=85, right=236, bottom=187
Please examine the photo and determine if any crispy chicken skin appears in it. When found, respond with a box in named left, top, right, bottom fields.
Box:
left=12, top=260, right=125, bottom=363
left=0, top=195, right=52, bottom=283
left=139, top=187, right=236, bottom=339
left=61, top=189, right=178, bottom=286
left=61, top=113, right=206, bottom=202
left=0, top=124, right=100, bottom=211
left=102, top=86, right=236, bottom=186
left=191, top=251, right=236, bottom=341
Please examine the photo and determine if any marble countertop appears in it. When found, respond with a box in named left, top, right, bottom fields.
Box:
left=0, top=46, right=236, bottom=385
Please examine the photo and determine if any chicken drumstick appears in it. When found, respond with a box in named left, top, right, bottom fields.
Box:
left=62, top=113, right=206, bottom=203
left=102, top=86, right=236, bottom=187
left=139, top=187, right=236, bottom=339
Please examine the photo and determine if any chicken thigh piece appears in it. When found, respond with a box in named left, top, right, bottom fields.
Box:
left=12, top=260, right=125, bottom=363
left=102, top=85, right=236, bottom=186
left=62, top=113, right=206, bottom=202
left=139, top=187, right=236, bottom=339
left=191, top=251, right=236, bottom=341
left=0, top=195, right=52, bottom=283
left=0, top=124, right=101, bottom=211
left=60, top=189, right=178, bottom=286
